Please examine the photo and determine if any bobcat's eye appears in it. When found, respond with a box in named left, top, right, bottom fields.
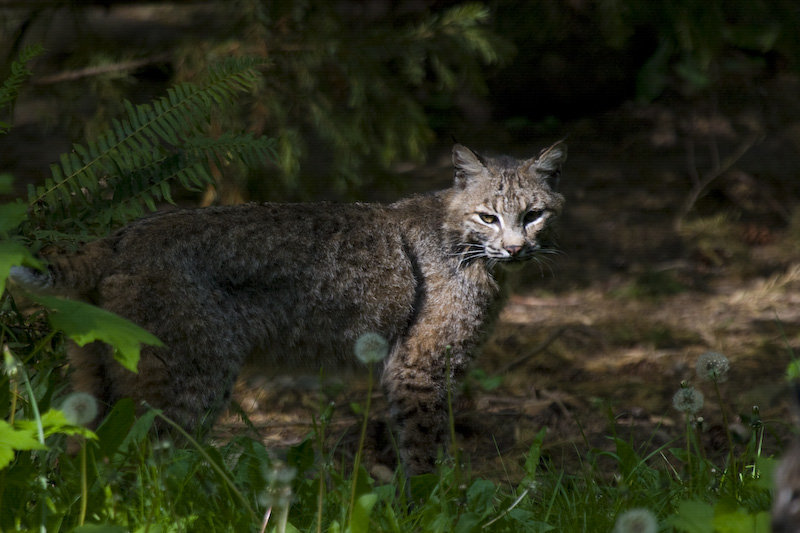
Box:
left=478, top=213, right=498, bottom=225
left=523, top=210, right=545, bottom=226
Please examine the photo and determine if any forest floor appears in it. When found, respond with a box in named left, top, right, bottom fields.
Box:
left=217, top=72, right=800, bottom=482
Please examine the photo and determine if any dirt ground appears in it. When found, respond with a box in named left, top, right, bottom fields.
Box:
left=209, top=72, right=800, bottom=481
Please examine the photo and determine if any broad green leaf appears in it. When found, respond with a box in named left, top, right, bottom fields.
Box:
left=120, top=407, right=159, bottom=451
left=348, top=493, right=377, bottom=533
left=34, top=295, right=163, bottom=372
left=287, top=438, right=316, bottom=475
left=786, top=360, right=800, bottom=381
left=95, top=399, right=136, bottom=460
left=15, top=414, right=96, bottom=442
left=671, top=499, right=714, bottom=532
left=713, top=504, right=771, bottom=533
left=0, top=419, right=46, bottom=469
left=0, top=202, right=28, bottom=234
left=0, top=241, right=42, bottom=294
left=466, top=478, right=496, bottom=518
left=454, top=512, right=481, bottom=533
left=40, top=408, right=97, bottom=439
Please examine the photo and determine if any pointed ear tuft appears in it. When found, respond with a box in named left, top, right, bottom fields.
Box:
left=531, top=141, right=567, bottom=188
left=452, top=144, right=486, bottom=187
left=534, top=141, right=567, bottom=173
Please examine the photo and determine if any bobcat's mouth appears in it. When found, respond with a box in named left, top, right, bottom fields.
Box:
left=497, top=259, right=528, bottom=272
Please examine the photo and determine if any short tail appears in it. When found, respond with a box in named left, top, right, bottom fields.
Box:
left=9, top=265, right=55, bottom=291
left=9, top=240, right=112, bottom=296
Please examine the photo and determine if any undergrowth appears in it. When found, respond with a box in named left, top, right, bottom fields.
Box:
left=0, top=324, right=783, bottom=531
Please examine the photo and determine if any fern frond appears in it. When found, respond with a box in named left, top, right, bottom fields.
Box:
left=26, top=57, right=273, bottom=239
left=0, top=44, right=45, bottom=135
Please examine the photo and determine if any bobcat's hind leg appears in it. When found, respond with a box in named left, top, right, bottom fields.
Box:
left=102, top=341, right=244, bottom=439
left=66, top=340, right=114, bottom=428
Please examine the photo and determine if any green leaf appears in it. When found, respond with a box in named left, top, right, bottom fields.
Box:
left=348, top=493, right=378, bottom=533
left=454, top=512, right=481, bottom=533
left=522, top=428, right=547, bottom=486
left=786, top=360, right=800, bottom=381
left=95, top=398, right=136, bottom=460
left=0, top=202, right=28, bottom=234
left=670, top=499, right=714, bottom=533
left=713, top=501, right=771, bottom=533
left=287, top=438, right=316, bottom=474
left=16, top=409, right=97, bottom=439
left=0, top=419, right=47, bottom=470
left=120, top=407, right=159, bottom=451
left=466, top=478, right=496, bottom=518
left=33, top=295, right=163, bottom=372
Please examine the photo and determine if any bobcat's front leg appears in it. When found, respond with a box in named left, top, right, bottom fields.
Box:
left=383, top=338, right=470, bottom=476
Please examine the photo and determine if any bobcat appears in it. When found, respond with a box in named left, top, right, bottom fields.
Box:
left=10, top=141, right=567, bottom=475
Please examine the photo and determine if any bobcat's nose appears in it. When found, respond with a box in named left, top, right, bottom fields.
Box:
left=504, top=245, right=522, bottom=257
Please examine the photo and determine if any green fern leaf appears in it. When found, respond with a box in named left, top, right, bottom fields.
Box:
left=0, top=44, right=45, bottom=135
left=27, top=57, right=271, bottom=239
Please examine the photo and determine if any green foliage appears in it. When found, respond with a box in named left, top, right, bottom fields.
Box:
left=0, top=418, right=46, bottom=469
left=0, top=52, right=279, bottom=529
left=603, top=0, right=800, bottom=100
left=32, top=295, right=162, bottom=373
left=0, top=44, right=44, bottom=135
left=208, top=0, right=511, bottom=196
left=21, top=57, right=277, bottom=241
left=0, top=285, right=786, bottom=532
left=4, top=2, right=511, bottom=200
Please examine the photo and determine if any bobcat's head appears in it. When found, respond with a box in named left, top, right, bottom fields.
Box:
left=445, top=141, right=567, bottom=271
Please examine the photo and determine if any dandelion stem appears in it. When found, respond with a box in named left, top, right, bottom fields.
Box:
left=259, top=507, right=272, bottom=533
left=712, top=379, right=737, bottom=491
left=79, top=440, right=88, bottom=525
left=685, top=415, right=693, bottom=492
left=348, top=361, right=374, bottom=525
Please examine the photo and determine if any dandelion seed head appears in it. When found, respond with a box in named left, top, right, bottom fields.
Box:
left=61, top=392, right=99, bottom=426
left=672, top=387, right=704, bottom=414
left=259, top=464, right=297, bottom=509
left=3, top=346, right=21, bottom=378
left=266, top=464, right=297, bottom=486
left=696, top=351, right=730, bottom=382
left=354, top=332, right=389, bottom=364
left=613, top=508, right=658, bottom=533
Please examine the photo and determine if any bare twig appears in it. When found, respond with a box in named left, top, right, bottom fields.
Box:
left=33, top=54, right=172, bottom=85
left=675, top=131, right=763, bottom=232
left=493, top=326, right=567, bottom=376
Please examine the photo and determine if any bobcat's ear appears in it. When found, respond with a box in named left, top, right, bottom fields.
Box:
left=530, top=141, right=567, bottom=188
left=452, top=144, right=486, bottom=188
